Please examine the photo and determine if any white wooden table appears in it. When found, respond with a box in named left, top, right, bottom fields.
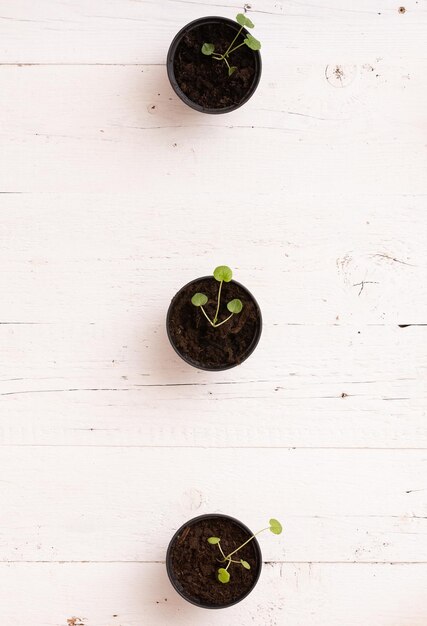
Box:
left=1, top=1, right=426, bottom=624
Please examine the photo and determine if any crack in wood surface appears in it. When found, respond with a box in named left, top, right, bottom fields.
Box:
left=1, top=387, right=420, bottom=399
left=373, top=253, right=415, bottom=266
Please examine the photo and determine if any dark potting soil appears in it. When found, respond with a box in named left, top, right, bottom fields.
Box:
left=168, top=278, right=261, bottom=369
left=169, top=517, right=260, bottom=606
left=173, top=21, right=257, bottom=109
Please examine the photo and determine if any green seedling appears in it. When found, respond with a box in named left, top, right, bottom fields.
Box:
left=208, top=519, right=282, bottom=584
left=201, top=13, right=261, bottom=76
left=191, top=266, right=243, bottom=328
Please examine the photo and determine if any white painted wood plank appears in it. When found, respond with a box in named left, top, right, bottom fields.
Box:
left=0, top=63, right=426, bottom=194
left=0, top=0, right=426, bottom=64
left=2, top=388, right=426, bottom=448
left=1, top=323, right=425, bottom=447
left=1, top=563, right=426, bottom=626
left=0, top=448, right=425, bottom=562
left=0, top=194, right=426, bottom=325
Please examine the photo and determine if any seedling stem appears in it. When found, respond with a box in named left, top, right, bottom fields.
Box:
left=191, top=266, right=243, bottom=329
left=213, top=280, right=223, bottom=324
left=207, top=519, right=282, bottom=584
left=201, top=14, right=261, bottom=76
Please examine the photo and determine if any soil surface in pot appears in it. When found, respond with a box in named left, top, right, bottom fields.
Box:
left=173, top=21, right=257, bottom=109
left=170, top=517, right=260, bottom=606
left=168, top=278, right=260, bottom=369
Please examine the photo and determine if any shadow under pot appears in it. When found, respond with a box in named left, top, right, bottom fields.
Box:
left=167, top=16, right=262, bottom=113
left=166, top=276, right=262, bottom=371
left=166, top=514, right=262, bottom=609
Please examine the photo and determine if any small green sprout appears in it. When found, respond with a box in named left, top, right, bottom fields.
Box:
left=191, top=293, right=208, bottom=307
left=217, top=568, right=230, bottom=583
left=207, top=537, right=221, bottom=545
left=208, top=519, right=283, bottom=584
left=191, top=266, right=243, bottom=328
left=201, top=43, right=215, bottom=56
left=227, top=299, right=243, bottom=314
left=201, top=13, right=261, bottom=77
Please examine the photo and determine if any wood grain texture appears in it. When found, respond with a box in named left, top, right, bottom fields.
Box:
left=1, top=563, right=426, bottom=626
left=0, top=194, right=426, bottom=324
left=1, top=322, right=425, bottom=448
left=0, top=0, right=427, bottom=64
left=1, top=0, right=426, bottom=624
left=1, top=63, right=426, bottom=193
left=0, top=447, right=425, bottom=562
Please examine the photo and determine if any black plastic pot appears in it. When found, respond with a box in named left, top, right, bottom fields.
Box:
left=166, top=513, right=262, bottom=609
left=166, top=276, right=262, bottom=371
left=166, top=16, right=262, bottom=114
